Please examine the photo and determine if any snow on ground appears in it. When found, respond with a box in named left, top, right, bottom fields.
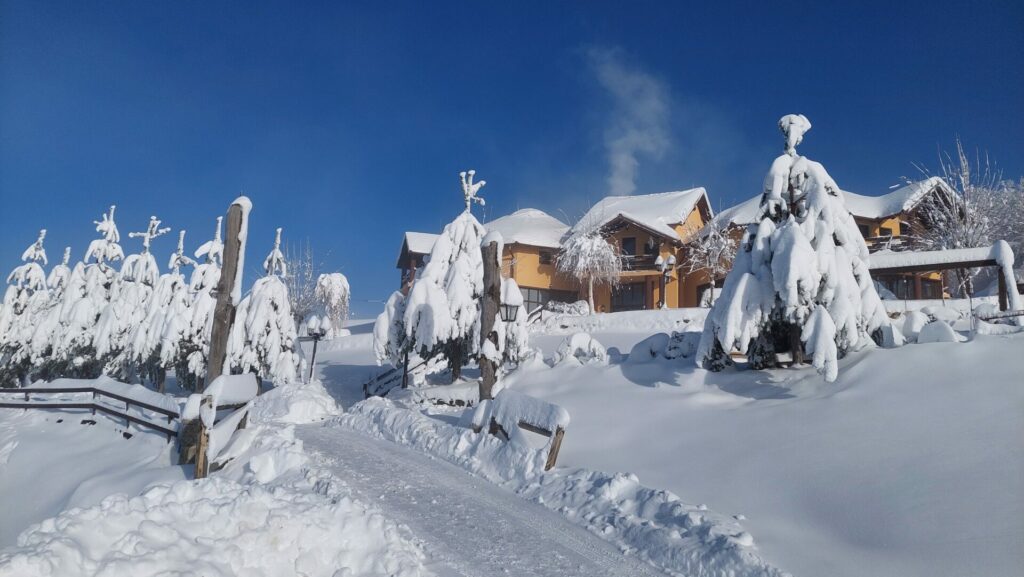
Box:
left=314, top=312, right=1023, bottom=577
left=0, top=378, right=432, bottom=577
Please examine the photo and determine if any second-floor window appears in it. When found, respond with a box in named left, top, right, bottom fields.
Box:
left=621, top=237, right=637, bottom=257
left=880, top=226, right=894, bottom=237
left=857, top=223, right=870, bottom=238
left=539, top=251, right=553, bottom=265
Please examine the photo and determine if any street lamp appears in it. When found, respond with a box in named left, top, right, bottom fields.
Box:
left=306, top=315, right=329, bottom=383
left=500, top=302, right=519, bottom=323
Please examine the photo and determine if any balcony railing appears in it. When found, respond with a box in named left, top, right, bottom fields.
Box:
left=620, top=254, right=662, bottom=271
left=863, top=235, right=920, bottom=254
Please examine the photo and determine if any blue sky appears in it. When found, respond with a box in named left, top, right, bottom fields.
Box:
left=2, top=1, right=1022, bottom=316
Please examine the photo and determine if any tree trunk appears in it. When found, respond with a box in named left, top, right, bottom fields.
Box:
left=479, top=240, right=501, bottom=401
left=206, top=201, right=245, bottom=390
left=588, top=277, right=595, bottom=313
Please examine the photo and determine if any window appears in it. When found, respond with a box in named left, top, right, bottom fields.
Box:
left=539, top=251, right=553, bottom=265
left=899, top=222, right=910, bottom=237
left=921, top=279, right=942, bottom=300
left=621, top=237, right=636, bottom=257
left=880, top=226, right=894, bottom=237
left=520, top=287, right=577, bottom=313
left=644, top=238, right=659, bottom=256
left=857, top=223, right=870, bottom=238
left=611, top=282, right=646, bottom=311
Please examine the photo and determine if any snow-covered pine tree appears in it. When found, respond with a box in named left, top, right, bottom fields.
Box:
left=696, top=114, right=889, bottom=382
left=52, top=206, right=125, bottom=379
left=181, top=216, right=224, bottom=389
left=27, top=247, right=73, bottom=375
left=133, top=230, right=195, bottom=391
left=378, top=171, right=488, bottom=383
left=315, top=272, right=350, bottom=338
left=228, top=228, right=300, bottom=385
left=95, top=215, right=170, bottom=380
left=556, top=220, right=622, bottom=313
left=0, top=230, right=50, bottom=386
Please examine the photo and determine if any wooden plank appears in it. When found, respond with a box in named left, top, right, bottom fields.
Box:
left=517, top=420, right=553, bottom=438
left=194, top=397, right=212, bottom=479
left=1, top=387, right=179, bottom=419
left=545, top=427, right=565, bottom=471
left=206, top=201, right=245, bottom=389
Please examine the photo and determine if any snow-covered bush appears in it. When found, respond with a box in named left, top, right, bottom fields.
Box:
left=229, top=228, right=301, bottom=386
left=554, top=332, right=608, bottom=365
left=664, top=329, right=702, bottom=359
left=697, top=114, right=890, bottom=382
left=315, top=272, right=350, bottom=338
left=557, top=221, right=621, bottom=313
left=626, top=333, right=671, bottom=364
left=494, top=278, right=530, bottom=368
left=917, top=320, right=966, bottom=344
left=900, top=311, right=930, bottom=342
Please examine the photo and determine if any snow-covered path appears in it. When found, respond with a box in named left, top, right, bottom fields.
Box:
left=298, top=424, right=668, bottom=577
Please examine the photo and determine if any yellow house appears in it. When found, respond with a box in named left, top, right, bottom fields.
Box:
left=395, top=188, right=716, bottom=313
left=395, top=209, right=579, bottom=309
left=566, top=188, right=713, bottom=311
left=712, top=177, right=953, bottom=300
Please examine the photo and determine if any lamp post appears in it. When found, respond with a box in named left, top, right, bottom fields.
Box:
left=306, top=315, right=328, bottom=383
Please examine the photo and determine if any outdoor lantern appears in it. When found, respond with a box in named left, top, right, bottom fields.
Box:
left=500, top=302, right=519, bottom=322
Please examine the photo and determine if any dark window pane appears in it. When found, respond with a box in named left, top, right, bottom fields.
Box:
left=621, top=237, right=636, bottom=256
left=539, top=251, right=552, bottom=265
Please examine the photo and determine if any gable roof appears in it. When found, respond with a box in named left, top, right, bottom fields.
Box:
left=711, top=177, right=953, bottom=229
left=396, top=231, right=439, bottom=269
left=484, top=208, right=569, bottom=249
left=571, top=188, right=710, bottom=242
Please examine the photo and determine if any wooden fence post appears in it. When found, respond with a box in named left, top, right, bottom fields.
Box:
left=194, top=396, right=212, bottom=479
left=545, top=427, right=565, bottom=471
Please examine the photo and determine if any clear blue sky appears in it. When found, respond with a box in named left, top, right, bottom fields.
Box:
left=2, top=1, right=1021, bottom=316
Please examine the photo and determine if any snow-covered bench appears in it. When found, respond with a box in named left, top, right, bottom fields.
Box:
left=479, top=389, right=570, bottom=471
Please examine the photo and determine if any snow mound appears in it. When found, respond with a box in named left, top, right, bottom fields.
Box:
left=248, top=380, right=341, bottom=425
left=489, top=389, right=569, bottom=434
left=921, top=305, right=962, bottom=324
left=0, top=476, right=425, bottom=577
left=555, top=332, right=608, bottom=365
left=665, top=329, right=702, bottom=359
left=918, top=320, right=966, bottom=344
left=900, top=311, right=930, bottom=342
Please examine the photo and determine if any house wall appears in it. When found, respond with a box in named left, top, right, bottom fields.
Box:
left=502, top=244, right=577, bottom=292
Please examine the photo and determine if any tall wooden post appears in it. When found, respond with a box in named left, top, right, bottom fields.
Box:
left=205, top=199, right=246, bottom=389
left=478, top=240, right=501, bottom=401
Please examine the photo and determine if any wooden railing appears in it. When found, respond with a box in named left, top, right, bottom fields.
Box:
left=0, top=387, right=179, bottom=440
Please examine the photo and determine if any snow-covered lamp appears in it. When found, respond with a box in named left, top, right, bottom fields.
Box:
left=306, top=315, right=327, bottom=339
left=500, top=302, right=518, bottom=323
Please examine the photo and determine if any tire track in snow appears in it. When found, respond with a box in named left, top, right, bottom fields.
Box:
left=299, top=425, right=668, bottom=577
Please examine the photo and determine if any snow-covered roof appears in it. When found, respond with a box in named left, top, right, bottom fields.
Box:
left=484, top=209, right=569, bottom=249
left=572, top=188, right=710, bottom=242
left=843, top=177, right=952, bottom=220
left=712, top=177, right=953, bottom=229
left=404, top=232, right=439, bottom=255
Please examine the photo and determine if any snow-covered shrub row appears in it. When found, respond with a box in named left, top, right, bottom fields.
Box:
left=335, top=397, right=787, bottom=577
left=698, top=115, right=891, bottom=382
left=0, top=204, right=301, bottom=390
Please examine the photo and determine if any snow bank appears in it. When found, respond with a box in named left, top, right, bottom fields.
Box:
left=334, top=398, right=786, bottom=577
left=205, top=373, right=258, bottom=406
left=0, top=475, right=426, bottom=577
left=534, top=307, right=707, bottom=335
left=248, top=380, right=341, bottom=425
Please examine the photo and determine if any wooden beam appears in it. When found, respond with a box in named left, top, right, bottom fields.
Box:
left=869, top=259, right=997, bottom=275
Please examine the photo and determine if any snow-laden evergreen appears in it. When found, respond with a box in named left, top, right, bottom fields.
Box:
left=182, top=217, right=224, bottom=388
left=697, top=115, right=890, bottom=382
left=0, top=230, right=51, bottom=386
left=315, top=272, right=350, bottom=338
left=229, top=228, right=300, bottom=385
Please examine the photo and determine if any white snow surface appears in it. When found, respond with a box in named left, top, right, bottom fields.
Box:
left=571, top=188, right=708, bottom=241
